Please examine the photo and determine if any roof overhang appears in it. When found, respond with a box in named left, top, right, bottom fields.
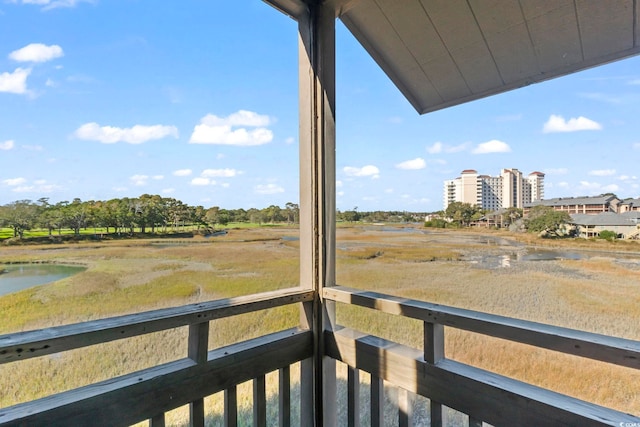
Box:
left=266, top=0, right=640, bottom=114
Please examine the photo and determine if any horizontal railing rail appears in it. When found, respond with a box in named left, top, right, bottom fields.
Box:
left=1, top=329, right=312, bottom=427
left=323, top=285, right=640, bottom=427
left=324, top=286, right=640, bottom=368
left=0, top=287, right=315, bottom=427
left=0, top=286, right=314, bottom=364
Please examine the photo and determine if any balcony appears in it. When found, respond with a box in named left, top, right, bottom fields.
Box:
left=1, top=285, right=639, bottom=426
left=3, top=1, right=640, bottom=425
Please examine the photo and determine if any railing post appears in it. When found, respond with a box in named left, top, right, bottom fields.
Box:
left=424, top=322, right=444, bottom=427
left=188, top=322, right=209, bottom=427
left=347, top=367, right=360, bottom=427
left=279, top=366, right=291, bottom=427
left=398, top=388, right=413, bottom=427
left=298, top=0, right=337, bottom=426
left=253, top=375, right=267, bottom=427
left=224, top=386, right=238, bottom=427
left=370, top=376, right=384, bottom=427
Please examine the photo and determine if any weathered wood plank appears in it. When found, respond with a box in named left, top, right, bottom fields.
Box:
left=424, top=322, right=444, bottom=427
left=0, top=329, right=312, bottom=427
left=0, top=287, right=314, bottom=365
left=324, top=286, right=640, bottom=369
left=188, top=321, right=209, bottom=427
left=325, top=328, right=640, bottom=427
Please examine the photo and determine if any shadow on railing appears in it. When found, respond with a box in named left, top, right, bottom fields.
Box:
left=324, top=285, right=640, bottom=427
left=2, top=285, right=640, bottom=426
left=0, top=287, right=314, bottom=426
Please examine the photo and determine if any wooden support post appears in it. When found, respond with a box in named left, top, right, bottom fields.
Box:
left=279, top=366, right=291, bottom=427
left=188, top=322, right=209, bottom=427
left=347, top=367, right=360, bottom=427
left=370, top=376, right=384, bottom=427
left=224, top=386, right=237, bottom=427
left=424, top=322, right=444, bottom=427
left=254, top=375, right=267, bottom=427
left=298, top=1, right=337, bottom=426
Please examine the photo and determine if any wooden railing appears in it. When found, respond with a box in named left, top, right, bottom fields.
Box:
left=324, top=286, right=640, bottom=427
left=0, top=287, right=314, bottom=427
left=2, top=285, right=640, bottom=426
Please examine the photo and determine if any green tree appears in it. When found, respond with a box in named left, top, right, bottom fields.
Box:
left=0, top=200, right=39, bottom=238
left=525, top=206, right=572, bottom=237
left=445, top=202, right=481, bottom=227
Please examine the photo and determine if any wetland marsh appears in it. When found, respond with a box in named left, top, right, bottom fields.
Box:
left=1, top=225, right=639, bottom=423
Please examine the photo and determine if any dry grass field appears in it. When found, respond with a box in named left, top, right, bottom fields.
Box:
left=1, top=225, right=639, bottom=424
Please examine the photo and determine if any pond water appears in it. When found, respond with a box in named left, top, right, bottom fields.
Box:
left=0, top=264, right=86, bottom=297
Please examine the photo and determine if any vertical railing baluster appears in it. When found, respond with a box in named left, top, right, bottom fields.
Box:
left=424, top=322, right=445, bottom=427
left=150, top=413, right=165, bottom=427
left=253, top=374, right=267, bottom=427
left=370, top=375, right=384, bottom=427
left=347, top=366, right=360, bottom=427
left=224, top=386, right=237, bottom=427
left=398, top=388, right=412, bottom=427
left=279, top=366, right=291, bottom=427
left=188, top=322, right=209, bottom=427
left=469, top=417, right=483, bottom=427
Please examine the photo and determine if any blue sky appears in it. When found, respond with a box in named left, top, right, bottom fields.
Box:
left=1, top=0, right=639, bottom=212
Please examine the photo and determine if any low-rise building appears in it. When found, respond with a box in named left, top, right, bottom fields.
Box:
left=525, top=195, right=622, bottom=215
left=570, top=212, right=640, bottom=239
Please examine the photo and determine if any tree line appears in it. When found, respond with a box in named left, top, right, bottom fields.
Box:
left=0, top=196, right=301, bottom=239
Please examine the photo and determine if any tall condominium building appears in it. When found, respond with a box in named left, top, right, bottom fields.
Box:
left=443, top=169, right=544, bottom=211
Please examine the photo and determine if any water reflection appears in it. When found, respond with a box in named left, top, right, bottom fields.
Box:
left=0, top=264, right=86, bottom=296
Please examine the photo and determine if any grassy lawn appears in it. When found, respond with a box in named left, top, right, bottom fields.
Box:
left=1, top=225, right=639, bottom=422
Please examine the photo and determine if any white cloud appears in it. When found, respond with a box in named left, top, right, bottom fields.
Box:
left=173, top=169, right=192, bottom=177
left=3, top=177, right=27, bottom=186
left=556, top=182, right=570, bottom=188
left=336, top=180, right=343, bottom=188
left=74, top=122, right=179, bottom=144
left=255, top=183, right=284, bottom=195
left=589, top=169, right=616, bottom=177
left=201, top=168, right=240, bottom=178
left=9, top=43, right=63, bottom=63
left=285, top=137, right=295, bottom=144
left=0, top=140, right=15, bottom=150
left=162, top=188, right=175, bottom=194
left=472, top=139, right=511, bottom=154
left=189, top=110, right=273, bottom=146
left=618, top=175, right=638, bottom=181
left=0, top=67, right=31, bottom=94
left=191, top=177, right=213, bottom=186
left=152, top=175, right=163, bottom=180
left=426, top=141, right=469, bottom=154
left=396, top=157, right=426, bottom=170
left=542, top=114, right=602, bottom=133
left=130, top=174, right=148, bottom=186
left=634, top=143, right=640, bottom=150
left=343, top=165, right=380, bottom=178
left=15, top=0, right=94, bottom=10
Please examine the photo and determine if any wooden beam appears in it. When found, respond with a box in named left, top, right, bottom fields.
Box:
left=0, top=329, right=312, bottom=427
left=0, top=287, right=313, bottom=365
left=298, top=0, right=338, bottom=425
left=324, top=286, right=640, bottom=369
left=325, top=328, right=640, bottom=427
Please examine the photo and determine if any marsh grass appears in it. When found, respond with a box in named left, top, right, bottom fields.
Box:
left=1, top=226, right=640, bottom=420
